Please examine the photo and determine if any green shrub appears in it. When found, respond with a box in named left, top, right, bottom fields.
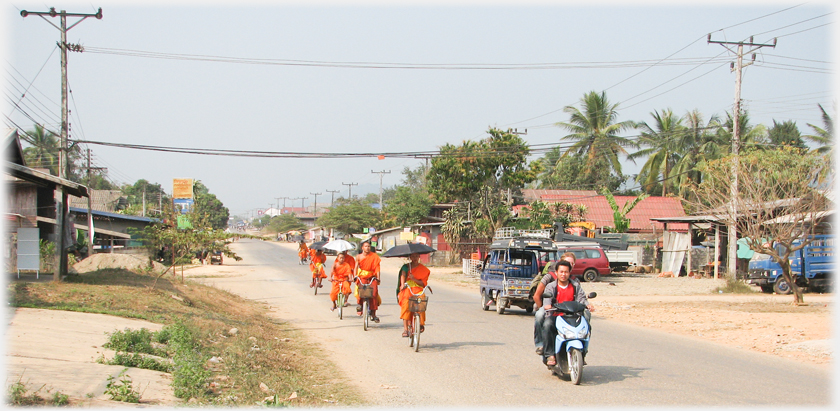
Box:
left=167, top=322, right=211, bottom=399
left=105, top=371, right=140, bottom=403
left=715, top=278, right=756, bottom=294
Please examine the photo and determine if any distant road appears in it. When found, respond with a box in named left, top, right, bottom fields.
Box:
left=194, top=239, right=831, bottom=407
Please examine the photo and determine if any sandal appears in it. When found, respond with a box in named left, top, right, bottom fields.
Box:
left=401, top=331, right=409, bottom=338
left=546, top=356, right=556, bottom=366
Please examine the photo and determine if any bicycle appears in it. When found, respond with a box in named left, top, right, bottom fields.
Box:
left=355, top=277, right=379, bottom=331
left=312, top=264, right=325, bottom=295
left=405, top=284, right=433, bottom=352
left=332, top=279, right=350, bottom=320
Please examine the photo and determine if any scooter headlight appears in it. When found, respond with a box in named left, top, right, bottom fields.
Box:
left=577, top=329, right=589, bottom=339
left=562, top=329, right=577, bottom=339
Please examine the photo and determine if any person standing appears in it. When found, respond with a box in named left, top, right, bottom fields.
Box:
left=355, top=240, right=382, bottom=323
left=397, top=252, right=431, bottom=337
left=329, top=252, right=353, bottom=311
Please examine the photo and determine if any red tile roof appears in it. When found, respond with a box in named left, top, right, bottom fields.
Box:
left=515, top=194, right=688, bottom=232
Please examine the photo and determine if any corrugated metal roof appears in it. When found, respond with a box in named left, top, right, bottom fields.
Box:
left=516, top=195, right=688, bottom=231
left=522, top=189, right=598, bottom=202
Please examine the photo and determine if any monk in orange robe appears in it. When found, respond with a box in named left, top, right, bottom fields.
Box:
left=329, top=252, right=353, bottom=311
left=309, top=249, right=327, bottom=287
left=335, top=251, right=355, bottom=273
left=398, top=253, right=431, bottom=337
left=297, top=241, right=309, bottom=264
left=354, top=240, right=382, bottom=323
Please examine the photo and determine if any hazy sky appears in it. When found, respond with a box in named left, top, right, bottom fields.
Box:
left=3, top=0, right=835, bottom=218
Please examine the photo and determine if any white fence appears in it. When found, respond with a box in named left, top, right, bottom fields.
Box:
left=462, top=258, right=482, bottom=278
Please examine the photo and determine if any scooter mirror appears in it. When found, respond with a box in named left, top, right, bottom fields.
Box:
left=587, top=292, right=597, bottom=298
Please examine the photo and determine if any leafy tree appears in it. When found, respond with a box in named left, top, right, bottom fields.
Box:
left=316, top=197, right=380, bottom=235
left=688, top=147, right=830, bottom=304
left=717, top=111, right=768, bottom=154
left=383, top=185, right=433, bottom=227
left=516, top=201, right=588, bottom=230
left=768, top=120, right=806, bottom=149
left=803, top=104, right=834, bottom=182
left=600, top=187, right=648, bottom=233
left=629, top=109, right=685, bottom=195
left=555, top=91, right=637, bottom=186
left=427, top=128, right=539, bottom=204
left=670, top=110, right=724, bottom=199
left=192, top=181, right=230, bottom=230
left=535, top=150, right=624, bottom=191
left=120, top=180, right=170, bottom=217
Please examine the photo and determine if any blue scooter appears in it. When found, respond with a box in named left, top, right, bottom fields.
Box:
left=543, top=292, right=596, bottom=385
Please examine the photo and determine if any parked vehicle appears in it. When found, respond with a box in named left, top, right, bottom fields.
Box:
left=554, top=245, right=611, bottom=282
left=747, top=234, right=834, bottom=294
left=542, top=292, right=597, bottom=385
left=479, top=229, right=558, bottom=314
left=209, top=251, right=223, bottom=265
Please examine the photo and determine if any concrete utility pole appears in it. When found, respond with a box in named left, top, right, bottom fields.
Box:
left=21, top=7, right=102, bottom=281
left=83, top=149, right=105, bottom=257
left=371, top=170, right=391, bottom=211
left=708, top=34, right=776, bottom=279
left=326, top=189, right=340, bottom=208
left=310, top=192, right=322, bottom=215
left=289, top=197, right=304, bottom=212
left=342, top=182, right=358, bottom=200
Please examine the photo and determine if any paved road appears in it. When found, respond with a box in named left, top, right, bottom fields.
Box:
left=195, top=239, right=832, bottom=407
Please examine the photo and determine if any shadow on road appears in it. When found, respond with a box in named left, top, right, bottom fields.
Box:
left=568, top=365, right=648, bottom=385
left=417, top=340, right=505, bottom=352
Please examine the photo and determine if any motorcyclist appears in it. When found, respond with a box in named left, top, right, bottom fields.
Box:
left=533, top=252, right=576, bottom=355
left=539, top=260, right=594, bottom=366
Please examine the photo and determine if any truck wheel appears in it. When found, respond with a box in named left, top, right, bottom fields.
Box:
left=496, top=298, right=506, bottom=315
left=583, top=269, right=600, bottom=283
left=525, top=305, right=534, bottom=314
left=481, top=292, right=490, bottom=311
left=774, top=278, right=792, bottom=295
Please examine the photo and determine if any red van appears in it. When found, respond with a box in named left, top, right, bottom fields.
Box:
left=555, top=246, right=611, bottom=282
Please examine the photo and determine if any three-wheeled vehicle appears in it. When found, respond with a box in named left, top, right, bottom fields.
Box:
left=209, top=250, right=223, bottom=265
left=479, top=228, right=557, bottom=314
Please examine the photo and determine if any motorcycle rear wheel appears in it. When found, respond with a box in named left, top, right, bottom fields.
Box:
left=569, top=348, right=583, bottom=385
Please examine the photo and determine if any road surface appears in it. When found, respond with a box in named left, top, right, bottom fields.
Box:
left=193, top=239, right=831, bottom=407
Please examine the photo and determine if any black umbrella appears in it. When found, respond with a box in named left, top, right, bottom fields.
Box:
left=309, top=241, right=328, bottom=250
left=292, top=235, right=304, bottom=242
left=382, top=243, right=436, bottom=258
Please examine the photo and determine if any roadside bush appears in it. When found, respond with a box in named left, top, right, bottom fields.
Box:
left=715, top=278, right=755, bottom=294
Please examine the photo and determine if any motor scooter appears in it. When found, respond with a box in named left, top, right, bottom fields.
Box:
left=542, top=292, right=596, bottom=385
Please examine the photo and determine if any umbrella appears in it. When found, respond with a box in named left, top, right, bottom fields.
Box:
left=382, top=242, right=436, bottom=258
left=292, top=235, right=304, bottom=242
left=323, top=239, right=355, bottom=253
left=309, top=241, right=328, bottom=250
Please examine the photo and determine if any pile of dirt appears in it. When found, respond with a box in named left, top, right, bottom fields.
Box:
left=72, top=253, right=167, bottom=273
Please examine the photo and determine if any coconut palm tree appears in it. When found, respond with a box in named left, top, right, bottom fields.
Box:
left=21, top=124, right=60, bottom=175
left=670, top=110, right=724, bottom=199
left=803, top=103, right=834, bottom=182
left=629, top=108, right=685, bottom=196
left=556, top=91, right=637, bottom=186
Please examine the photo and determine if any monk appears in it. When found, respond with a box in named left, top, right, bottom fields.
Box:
left=335, top=250, right=355, bottom=273
left=309, top=249, right=327, bottom=288
left=354, top=240, right=381, bottom=323
left=328, top=252, right=353, bottom=311
left=297, top=241, right=309, bottom=265
left=398, top=252, right=431, bottom=337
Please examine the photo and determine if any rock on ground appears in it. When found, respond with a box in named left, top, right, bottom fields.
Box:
left=72, top=253, right=167, bottom=273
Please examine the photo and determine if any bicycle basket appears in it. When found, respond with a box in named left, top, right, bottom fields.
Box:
left=357, top=283, right=375, bottom=299
left=408, top=296, right=428, bottom=312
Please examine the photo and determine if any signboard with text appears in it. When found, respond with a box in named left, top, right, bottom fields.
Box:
left=173, top=178, right=194, bottom=199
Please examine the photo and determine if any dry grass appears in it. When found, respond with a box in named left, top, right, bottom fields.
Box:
left=8, top=268, right=366, bottom=407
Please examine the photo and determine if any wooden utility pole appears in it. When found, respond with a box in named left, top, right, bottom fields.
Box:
left=371, top=170, right=390, bottom=211
left=21, top=7, right=102, bottom=281
left=708, top=34, right=776, bottom=279
left=310, top=192, right=322, bottom=215
left=342, top=182, right=358, bottom=199
left=83, top=149, right=106, bottom=257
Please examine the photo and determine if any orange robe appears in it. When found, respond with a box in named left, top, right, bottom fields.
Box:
left=310, top=253, right=326, bottom=279
left=355, top=252, right=382, bottom=309
left=330, top=261, right=353, bottom=302
left=298, top=244, right=309, bottom=259
left=335, top=254, right=355, bottom=272
left=399, top=263, right=431, bottom=325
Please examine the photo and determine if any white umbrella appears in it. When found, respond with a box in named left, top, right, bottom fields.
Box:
left=323, top=239, right=355, bottom=253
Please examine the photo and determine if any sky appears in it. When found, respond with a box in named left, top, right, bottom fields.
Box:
left=2, top=0, right=835, bottom=219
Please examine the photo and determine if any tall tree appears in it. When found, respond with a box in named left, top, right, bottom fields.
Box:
left=629, top=109, right=685, bottom=196
left=600, top=187, right=648, bottom=233
left=555, top=91, right=637, bottom=185
left=316, top=197, right=381, bottom=236
left=768, top=120, right=806, bottom=149
left=192, top=181, right=230, bottom=230
left=669, top=110, right=724, bottom=199
left=803, top=104, right=834, bottom=182
left=383, top=185, right=433, bottom=227
left=21, top=124, right=59, bottom=175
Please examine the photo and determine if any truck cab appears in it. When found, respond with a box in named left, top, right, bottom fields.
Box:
left=479, top=229, right=557, bottom=314
left=747, top=235, right=833, bottom=294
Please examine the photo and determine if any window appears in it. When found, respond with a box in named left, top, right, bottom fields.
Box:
left=585, top=249, right=602, bottom=259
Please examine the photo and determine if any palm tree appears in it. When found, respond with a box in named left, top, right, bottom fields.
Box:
left=556, top=91, right=637, bottom=184
left=21, top=124, right=60, bottom=175
left=629, top=109, right=685, bottom=196
left=803, top=103, right=834, bottom=181
left=718, top=111, right=768, bottom=153
left=670, top=110, right=724, bottom=198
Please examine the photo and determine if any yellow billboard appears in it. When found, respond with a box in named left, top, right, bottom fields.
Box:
left=173, top=178, right=194, bottom=199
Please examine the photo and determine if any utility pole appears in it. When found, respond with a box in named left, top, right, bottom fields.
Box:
left=274, top=197, right=283, bottom=212
left=310, top=192, right=322, bottom=216
left=289, top=197, right=304, bottom=212
left=21, top=7, right=102, bottom=281
left=83, top=149, right=105, bottom=257
left=342, top=182, right=358, bottom=200
left=371, top=170, right=391, bottom=211
left=709, top=34, right=776, bottom=279
left=326, top=189, right=340, bottom=208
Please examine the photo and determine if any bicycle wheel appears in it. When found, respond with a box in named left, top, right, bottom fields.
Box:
left=314, top=278, right=318, bottom=295
left=413, top=313, right=421, bottom=352
left=362, top=300, right=369, bottom=331
left=409, top=313, right=415, bottom=347
left=338, top=293, right=344, bottom=320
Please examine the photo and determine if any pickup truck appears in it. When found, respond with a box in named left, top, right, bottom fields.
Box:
left=747, top=234, right=833, bottom=294
left=479, top=231, right=557, bottom=314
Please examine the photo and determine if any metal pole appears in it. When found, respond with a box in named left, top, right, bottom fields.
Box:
left=371, top=170, right=390, bottom=211
left=310, top=192, right=321, bottom=215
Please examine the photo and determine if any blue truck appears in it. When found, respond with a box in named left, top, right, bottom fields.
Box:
left=479, top=229, right=557, bottom=314
left=747, top=234, right=834, bottom=294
